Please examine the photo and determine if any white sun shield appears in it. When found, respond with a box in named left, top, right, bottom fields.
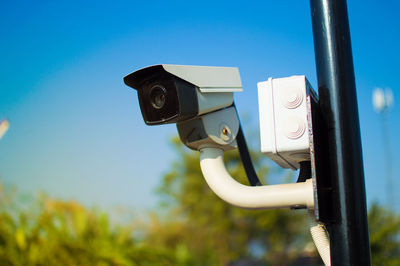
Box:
left=162, top=64, right=243, bottom=92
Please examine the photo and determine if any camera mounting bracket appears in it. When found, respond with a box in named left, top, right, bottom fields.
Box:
left=199, top=147, right=314, bottom=209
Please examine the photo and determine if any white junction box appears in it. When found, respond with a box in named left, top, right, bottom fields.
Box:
left=258, top=76, right=316, bottom=170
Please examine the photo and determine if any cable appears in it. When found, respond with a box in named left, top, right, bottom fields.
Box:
left=297, top=161, right=312, bottom=183
left=308, top=211, right=331, bottom=266
left=236, top=123, right=262, bottom=186
left=232, top=103, right=262, bottom=186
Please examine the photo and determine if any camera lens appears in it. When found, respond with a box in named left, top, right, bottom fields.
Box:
left=149, top=85, right=167, bottom=109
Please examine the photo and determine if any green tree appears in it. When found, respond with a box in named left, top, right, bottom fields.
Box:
left=3, top=136, right=399, bottom=265
left=152, top=137, right=314, bottom=265
left=368, top=203, right=400, bottom=266
left=0, top=185, right=179, bottom=266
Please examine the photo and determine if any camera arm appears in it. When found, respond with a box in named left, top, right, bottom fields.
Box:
left=200, top=147, right=314, bottom=209
left=191, top=107, right=327, bottom=264
left=177, top=106, right=315, bottom=210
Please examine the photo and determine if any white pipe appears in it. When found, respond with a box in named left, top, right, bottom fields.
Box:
left=309, top=212, right=331, bottom=266
left=199, top=147, right=314, bottom=209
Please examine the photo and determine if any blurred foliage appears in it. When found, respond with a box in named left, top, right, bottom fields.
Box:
left=152, top=137, right=314, bottom=265
left=368, top=203, right=400, bottom=266
left=0, top=185, right=179, bottom=265
left=0, top=136, right=399, bottom=265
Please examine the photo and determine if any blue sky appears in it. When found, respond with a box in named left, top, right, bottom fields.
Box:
left=0, top=0, right=399, bottom=213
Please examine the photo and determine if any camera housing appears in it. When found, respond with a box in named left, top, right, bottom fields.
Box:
left=124, top=64, right=242, bottom=125
left=177, top=106, right=239, bottom=151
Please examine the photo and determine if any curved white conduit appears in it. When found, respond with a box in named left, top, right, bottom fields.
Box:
left=309, top=212, right=331, bottom=266
left=200, top=147, right=330, bottom=265
left=199, top=147, right=314, bottom=209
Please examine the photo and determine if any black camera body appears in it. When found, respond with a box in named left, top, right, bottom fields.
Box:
left=124, top=64, right=242, bottom=125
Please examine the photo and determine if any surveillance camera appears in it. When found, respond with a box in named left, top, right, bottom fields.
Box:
left=123, top=64, right=242, bottom=125
left=121, top=65, right=316, bottom=213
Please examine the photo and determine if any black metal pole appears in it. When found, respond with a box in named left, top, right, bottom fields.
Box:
left=309, top=0, right=371, bottom=265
